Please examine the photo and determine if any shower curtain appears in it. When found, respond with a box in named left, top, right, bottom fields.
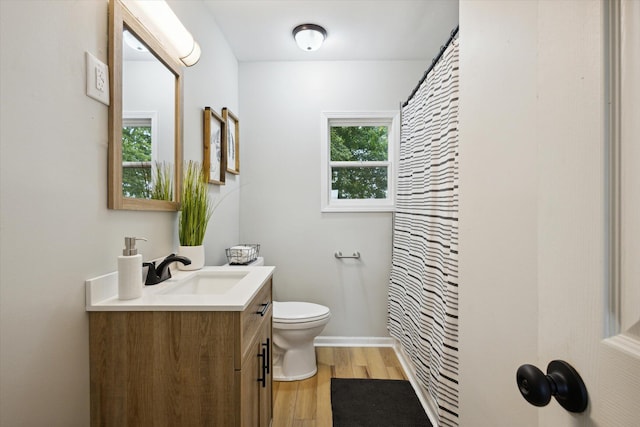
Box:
left=388, top=36, right=459, bottom=427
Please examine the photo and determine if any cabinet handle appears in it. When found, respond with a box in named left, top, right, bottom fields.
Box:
left=257, top=348, right=267, bottom=388
left=262, top=338, right=270, bottom=374
left=256, top=301, right=270, bottom=317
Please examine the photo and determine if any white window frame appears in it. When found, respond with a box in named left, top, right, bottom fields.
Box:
left=122, top=111, right=158, bottom=168
left=320, top=111, right=399, bottom=212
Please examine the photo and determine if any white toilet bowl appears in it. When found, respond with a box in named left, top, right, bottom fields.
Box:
left=272, top=301, right=331, bottom=381
left=223, top=257, right=331, bottom=381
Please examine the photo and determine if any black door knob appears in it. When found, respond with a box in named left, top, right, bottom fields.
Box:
left=516, top=360, right=588, bottom=413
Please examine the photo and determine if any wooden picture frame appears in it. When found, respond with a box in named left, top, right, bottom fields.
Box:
left=223, top=107, right=240, bottom=174
left=203, top=106, right=226, bottom=185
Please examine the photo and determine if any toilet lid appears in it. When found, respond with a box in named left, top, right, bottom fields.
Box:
left=273, top=301, right=330, bottom=323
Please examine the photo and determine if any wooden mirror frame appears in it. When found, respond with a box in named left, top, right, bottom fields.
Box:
left=108, top=0, right=183, bottom=211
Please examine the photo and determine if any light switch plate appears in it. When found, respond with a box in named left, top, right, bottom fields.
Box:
left=86, top=52, right=109, bottom=106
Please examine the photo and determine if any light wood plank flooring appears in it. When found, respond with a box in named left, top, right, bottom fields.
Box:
left=272, top=346, right=408, bottom=427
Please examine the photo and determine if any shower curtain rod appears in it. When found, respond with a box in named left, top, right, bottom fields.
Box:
left=402, top=25, right=459, bottom=108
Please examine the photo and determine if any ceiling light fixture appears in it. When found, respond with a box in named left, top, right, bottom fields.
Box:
left=123, top=30, right=148, bottom=52
left=293, top=24, right=327, bottom=52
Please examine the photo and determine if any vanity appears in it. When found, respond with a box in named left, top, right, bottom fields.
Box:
left=86, top=266, right=274, bottom=426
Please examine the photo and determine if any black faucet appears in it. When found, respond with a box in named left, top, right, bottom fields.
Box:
left=143, top=254, right=192, bottom=285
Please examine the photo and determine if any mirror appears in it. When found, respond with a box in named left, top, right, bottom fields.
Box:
left=108, top=0, right=183, bottom=210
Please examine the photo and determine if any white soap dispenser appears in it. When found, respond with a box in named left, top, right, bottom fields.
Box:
left=118, top=237, right=146, bottom=300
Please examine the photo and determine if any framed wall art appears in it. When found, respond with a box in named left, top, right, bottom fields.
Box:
left=222, top=107, right=240, bottom=174
left=203, top=106, right=226, bottom=185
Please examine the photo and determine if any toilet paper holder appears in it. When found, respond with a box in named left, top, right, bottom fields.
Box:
left=334, top=251, right=361, bottom=259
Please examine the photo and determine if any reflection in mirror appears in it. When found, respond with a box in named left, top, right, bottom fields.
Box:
left=108, top=0, right=183, bottom=211
left=121, top=29, right=174, bottom=200
left=122, top=112, right=157, bottom=198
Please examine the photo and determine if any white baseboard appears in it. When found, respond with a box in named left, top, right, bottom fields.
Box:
left=314, top=336, right=395, bottom=347
left=391, top=340, right=440, bottom=427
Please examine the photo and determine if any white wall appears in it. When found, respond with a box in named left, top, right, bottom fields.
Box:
left=458, top=0, right=539, bottom=425
left=123, top=60, right=175, bottom=162
left=0, top=0, right=238, bottom=425
left=238, top=61, right=428, bottom=337
left=168, top=0, right=241, bottom=265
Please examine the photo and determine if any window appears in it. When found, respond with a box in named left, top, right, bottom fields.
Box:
left=321, top=111, right=398, bottom=212
left=121, top=112, right=158, bottom=198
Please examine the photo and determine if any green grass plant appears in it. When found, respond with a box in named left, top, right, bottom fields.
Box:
left=179, top=161, right=213, bottom=246
left=151, top=161, right=173, bottom=201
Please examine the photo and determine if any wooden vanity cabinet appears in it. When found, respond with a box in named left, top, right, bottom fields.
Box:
left=239, top=280, right=273, bottom=427
left=240, top=313, right=272, bottom=427
left=89, top=278, right=273, bottom=427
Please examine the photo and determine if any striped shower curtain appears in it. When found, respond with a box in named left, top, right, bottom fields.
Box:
left=388, top=37, right=459, bottom=427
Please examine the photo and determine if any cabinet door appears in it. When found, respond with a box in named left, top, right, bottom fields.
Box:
left=241, top=321, right=273, bottom=427
left=240, top=336, right=261, bottom=427
left=259, top=319, right=272, bottom=426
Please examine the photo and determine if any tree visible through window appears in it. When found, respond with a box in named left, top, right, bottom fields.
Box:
left=321, top=111, right=397, bottom=212
left=330, top=125, right=388, bottom=199
left=122, top=123, right=153, bottom=198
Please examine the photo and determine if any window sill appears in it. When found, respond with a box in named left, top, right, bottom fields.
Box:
left=321, top=204, right=395, bottom=213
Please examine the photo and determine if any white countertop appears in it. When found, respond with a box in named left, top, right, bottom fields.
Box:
left=86, top=265, right=274, bottom=311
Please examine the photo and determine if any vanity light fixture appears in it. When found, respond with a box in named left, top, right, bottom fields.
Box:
left=293, top=24, right=327, bottom=51
left=120, top=0, right=201, bottom=66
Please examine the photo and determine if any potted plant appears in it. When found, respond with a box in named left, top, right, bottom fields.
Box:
left=177, top=161, right=213, bottom=270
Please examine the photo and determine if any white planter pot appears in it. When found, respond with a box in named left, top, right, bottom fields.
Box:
left=177, top=245, right=205, bottom=270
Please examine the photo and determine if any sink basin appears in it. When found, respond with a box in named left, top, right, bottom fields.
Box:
left=163, top=271, right=249, bottom=295
left=87, top=265, right=275, bottom=311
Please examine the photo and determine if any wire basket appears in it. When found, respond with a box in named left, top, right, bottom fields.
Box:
left=225, top=243, right=260, bottom=265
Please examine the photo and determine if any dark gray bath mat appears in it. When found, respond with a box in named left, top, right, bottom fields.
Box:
left=330, top=378, right=432, bottom=426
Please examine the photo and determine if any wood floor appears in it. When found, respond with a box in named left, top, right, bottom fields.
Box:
left=272, top=346, right=408, bottom=427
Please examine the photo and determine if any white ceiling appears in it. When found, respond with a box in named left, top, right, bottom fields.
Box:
left=202, top=0, right=459, bottom=62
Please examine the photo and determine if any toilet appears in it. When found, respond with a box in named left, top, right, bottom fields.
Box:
left=272, top=300, right=331, bottom=381
left=229, top=257, right=331, bottom=381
